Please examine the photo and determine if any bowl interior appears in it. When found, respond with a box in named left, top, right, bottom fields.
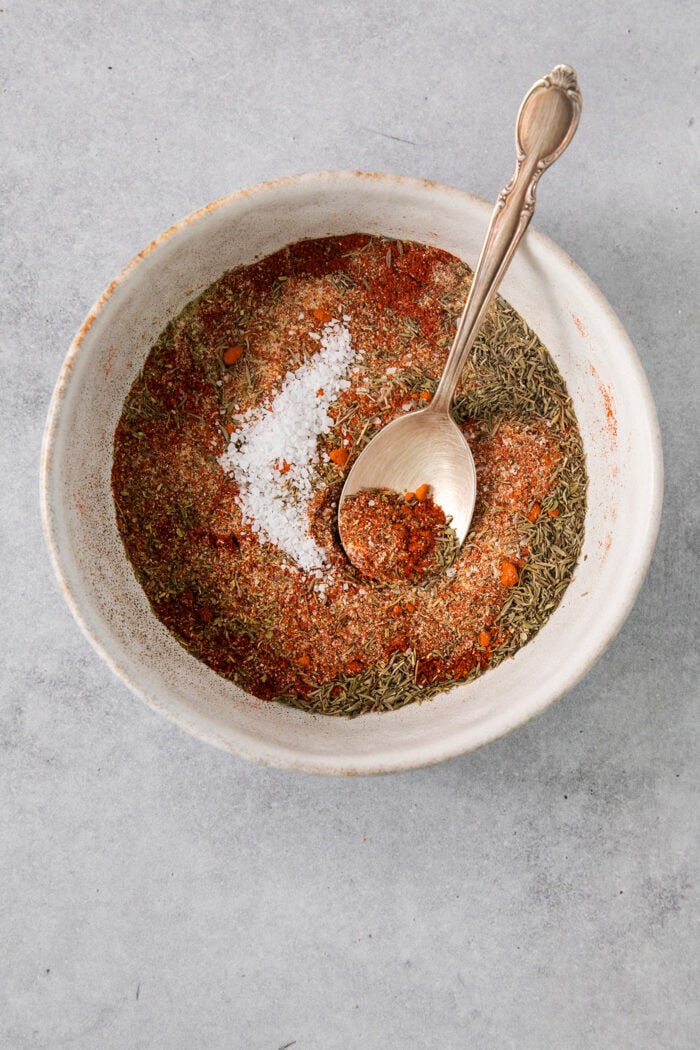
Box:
left=41, top=171, right=662, bottom=774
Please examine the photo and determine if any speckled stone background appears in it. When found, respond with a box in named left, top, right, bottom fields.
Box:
left=2, top=1, right=698, bottom=1047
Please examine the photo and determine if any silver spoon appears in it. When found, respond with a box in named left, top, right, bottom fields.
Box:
left=338, top=65, right=582, bottom=566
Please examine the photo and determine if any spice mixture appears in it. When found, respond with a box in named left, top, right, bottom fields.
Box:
left=339, top=487, right=459, bottom=584
left=112, top=234, right=587, bottom=716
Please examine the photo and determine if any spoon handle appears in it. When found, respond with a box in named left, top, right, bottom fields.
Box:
left=430, top=65, right=582, bottom=413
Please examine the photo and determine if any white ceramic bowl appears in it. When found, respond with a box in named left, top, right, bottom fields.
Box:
left=41, top=171, right=662, bottom=774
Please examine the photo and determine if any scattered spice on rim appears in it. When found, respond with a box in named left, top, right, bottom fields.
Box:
left=112, top=233, right=587, bottom=716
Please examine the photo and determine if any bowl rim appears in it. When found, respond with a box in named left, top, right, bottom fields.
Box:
left=40, top=169, right=664, bottom=774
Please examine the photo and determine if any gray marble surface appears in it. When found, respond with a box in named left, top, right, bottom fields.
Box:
left=2, top=1, right=698, bottom=1047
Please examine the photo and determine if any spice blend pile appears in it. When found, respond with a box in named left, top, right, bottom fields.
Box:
left=112, top=234, right=587, bottom=716
left=338, top=487, right=459, bottom=584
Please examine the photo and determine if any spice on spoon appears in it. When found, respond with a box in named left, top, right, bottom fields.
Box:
left=338, top=485, right=459, bottom=583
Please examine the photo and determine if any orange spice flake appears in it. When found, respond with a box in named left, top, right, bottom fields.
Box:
left=500, top=559, right=519, bottom=587
left=328, top=446, right=349, bottom=467
left=223, top=344, right=245, bottom=365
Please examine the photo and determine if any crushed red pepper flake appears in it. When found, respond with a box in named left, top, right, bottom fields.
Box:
left=328, top=447, right=349, bottom=467
left=223, top=344, right=245, bottom=365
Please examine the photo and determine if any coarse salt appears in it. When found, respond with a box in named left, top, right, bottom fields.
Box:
left=218, top=318, right=356, bottom=572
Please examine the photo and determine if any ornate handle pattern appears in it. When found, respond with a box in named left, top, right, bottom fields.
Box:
left=430, top=66, right=582, bottom=414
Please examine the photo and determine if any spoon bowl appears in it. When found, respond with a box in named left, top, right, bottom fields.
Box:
left=338, top=65, right=582, bottom=569
left=338, top=405, right=477, bottom=546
